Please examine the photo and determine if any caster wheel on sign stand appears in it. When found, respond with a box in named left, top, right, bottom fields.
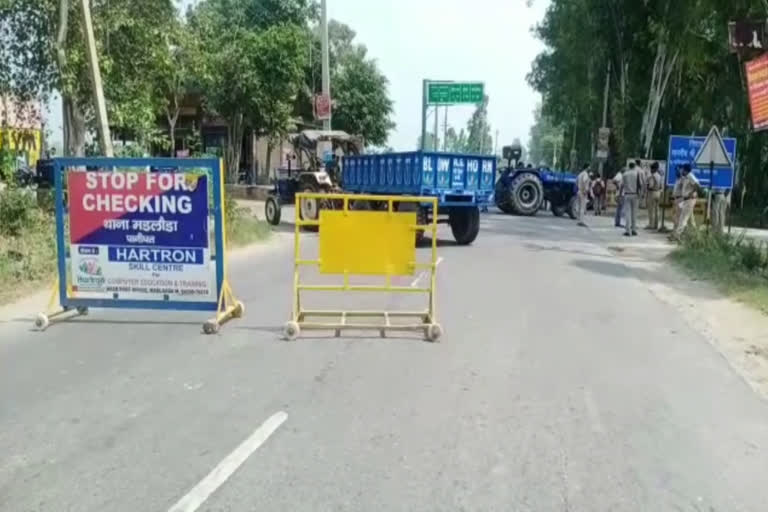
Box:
left=232, top=301, right=245, bottom=319
left=34, top=313, right=50, bottom=331
left=203, top=321, right=220, bottom=335
left=425, top=324, right=443, bottom=343
left=283, top=321, right=300, bottom=341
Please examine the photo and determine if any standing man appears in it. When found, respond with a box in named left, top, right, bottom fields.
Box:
left=576, top=164, right=591, bottom=227
left=671, top=164, right=700, bottom=240
left=591, top=172, right=606, bottom=216
left=622, top=162, right=644, bottom=237
left=645, top=162, right=663, bottom=230
left=711, top=189, right=729, bottom=234
left=613, top=167, right=624, bottom=228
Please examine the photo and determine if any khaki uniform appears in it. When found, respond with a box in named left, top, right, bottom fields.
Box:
left=622, top=168, right=645, bottom=234
left=645, top=172, right=663, bottom=230
left=673, top=173, right=700, bottom=237
left=712, top=191, right=729, bottom=234
left=576, top=170, right=591, bottom=223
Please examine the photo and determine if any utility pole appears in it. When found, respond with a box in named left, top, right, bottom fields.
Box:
left=320, top=0, right=331, bottom=131
left=494, top=129, right=499, bottom=156
left=80, top=0, right=113, bottom=156
left=443, top=106, right=448, bottom=152
left=433, top=106, right=439, bottom=151
left=421, top=80, right=428, bottom=151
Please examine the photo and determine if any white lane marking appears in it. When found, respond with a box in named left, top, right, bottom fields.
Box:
left=410, top=257, right=444, bottom=288
left=582, top=390, right=605, bottom=434
left=168, top=411, right=288, bottom=512
left=410, top=273, right=425, bottom=288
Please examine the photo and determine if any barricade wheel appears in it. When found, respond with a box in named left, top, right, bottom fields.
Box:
left=283, top=321, right=300, bottom=341
left=233, top=301, right=245, bottom=319
left=34, top=313, right=50, bottom=331
left=203, top=320, right=220, bottom=335
left=426, top=323, right=443, bottom=343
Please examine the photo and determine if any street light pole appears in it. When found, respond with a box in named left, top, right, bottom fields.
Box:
left=320, top=0, right=331, bottom=132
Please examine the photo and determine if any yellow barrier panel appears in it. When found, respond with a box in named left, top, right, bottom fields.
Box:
left=284, top=193, right=442, bottom=342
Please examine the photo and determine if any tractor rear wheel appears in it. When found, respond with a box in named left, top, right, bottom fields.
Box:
left=567, top=196, right=579, bottom=220
left=551, top=202, right=567, bottom=217
left=510, top=173, right=544, bottom=216
left=449, top=207, right=480, bottom=246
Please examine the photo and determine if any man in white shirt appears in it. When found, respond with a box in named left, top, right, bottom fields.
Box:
left=613, top=168, right=624, bottom=228
left=576, top=164, right=592, bottom=227
left=671, top=164, right=700, bottom=240
left=621, top=162, right=645, bottom=236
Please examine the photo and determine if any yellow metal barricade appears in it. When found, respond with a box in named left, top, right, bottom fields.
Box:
left=284, top=193, right=442, bottom=342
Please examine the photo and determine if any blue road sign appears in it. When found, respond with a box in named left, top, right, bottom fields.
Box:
left=667, top=135, right=737, bottom=189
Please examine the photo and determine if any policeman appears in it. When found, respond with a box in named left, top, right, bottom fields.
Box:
left=645, top=162, right=663, bottom=230
left=712, top=189, right=729, bottom=234
left=621, top=162, right=644, bottom=236
left=671, top=164, right=700, bottom=240
left=576, top=163, right=592, bottom=227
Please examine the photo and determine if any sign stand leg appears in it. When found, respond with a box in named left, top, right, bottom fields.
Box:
left=34, top=278, right=87, bottom=331
left=203, top=280, right=244, bottom=335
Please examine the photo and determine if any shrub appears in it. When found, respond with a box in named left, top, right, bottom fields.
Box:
left=0, top=188, right=38, bottom=236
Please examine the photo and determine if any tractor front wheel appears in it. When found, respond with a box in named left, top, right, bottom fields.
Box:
left=265, top=196, right=281, bottom=225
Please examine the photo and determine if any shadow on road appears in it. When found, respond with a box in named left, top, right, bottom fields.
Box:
left=570, top=258, right=723, bottom=301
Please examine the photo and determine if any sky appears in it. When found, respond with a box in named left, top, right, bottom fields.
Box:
left=48, top=0, right=549, bottom=153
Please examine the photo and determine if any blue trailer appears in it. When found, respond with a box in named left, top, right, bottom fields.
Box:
left=342, top=152, right=496, bottom=245
left=495, top=165, right=579, bottom=218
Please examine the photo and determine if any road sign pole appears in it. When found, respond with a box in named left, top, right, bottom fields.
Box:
left=421, top=80, right=428, bottom=151
left=434, top=105, right=439, bottom=151
left=707, top=161, right=714, bottom=231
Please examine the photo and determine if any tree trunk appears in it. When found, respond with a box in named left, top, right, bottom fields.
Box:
left=640, top=40, right=679, bottom=158
left=225, top=112, right=244, bottom=183
left=265, top=139, right=274, bottom=184
left=63, top=95, right=86, bottom=156
left=167, top=104, right=179, bottom=156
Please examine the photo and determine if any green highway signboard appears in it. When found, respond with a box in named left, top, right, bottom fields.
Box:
left=427, top=81, right=485, bottom=105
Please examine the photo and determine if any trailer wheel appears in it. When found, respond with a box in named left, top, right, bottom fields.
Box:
left=551, top=202, right=567, bottom=217
left=265, top=196, right=281, bottom=225
left=398, top=202, right=427, bottom=246
left=567, top=196, right=579, bottom=219
left=449, top=207, right=480, bottom=246
left=510, top=173, right=544, bottom=216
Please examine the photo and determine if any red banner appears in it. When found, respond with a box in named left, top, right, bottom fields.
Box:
left=314, top=93, right=331, bottom=121
left=746, top=53, right=768, bottom=132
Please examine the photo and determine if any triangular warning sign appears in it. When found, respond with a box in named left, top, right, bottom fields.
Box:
left=694, top=126, right=732, bottom=168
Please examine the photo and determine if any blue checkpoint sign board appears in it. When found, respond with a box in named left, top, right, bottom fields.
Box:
left=667, top=135, right=737, bottom=189
left=54, top=157, right=225, bottom=312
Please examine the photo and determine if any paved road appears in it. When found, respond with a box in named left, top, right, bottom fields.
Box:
left=2, top=211, right=768, bottom=512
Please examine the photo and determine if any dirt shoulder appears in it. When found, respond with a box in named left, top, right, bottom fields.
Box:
left=588, top=216, right=768, bottom=399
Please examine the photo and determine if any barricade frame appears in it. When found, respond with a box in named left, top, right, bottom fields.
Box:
left=35, top=157, right=243, bottom=334
left=284, top=193, right=442, bottom=342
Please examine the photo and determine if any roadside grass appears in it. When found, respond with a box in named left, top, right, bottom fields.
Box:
left=0, top=190, right=270, bottom=306
left=669, top=229, right=768, bottom=313
left=0, top=190, right=57, bottom=305
left=226, top=204, right=272, bottom=248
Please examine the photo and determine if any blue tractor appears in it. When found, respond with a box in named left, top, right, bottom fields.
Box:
left=494, top=144, right=579, bottom=218
left=342, top=151, right=496, bottom=245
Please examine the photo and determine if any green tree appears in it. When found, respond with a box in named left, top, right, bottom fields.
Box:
left=189, top=0, right=310, bottom=180
left=299, top=19, right=394, bottom=147
left=528, top=104, right=563, bottom=167
left=466, top=96, right=493, bottom=154
left=0, top=0, right=178, bottom=155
